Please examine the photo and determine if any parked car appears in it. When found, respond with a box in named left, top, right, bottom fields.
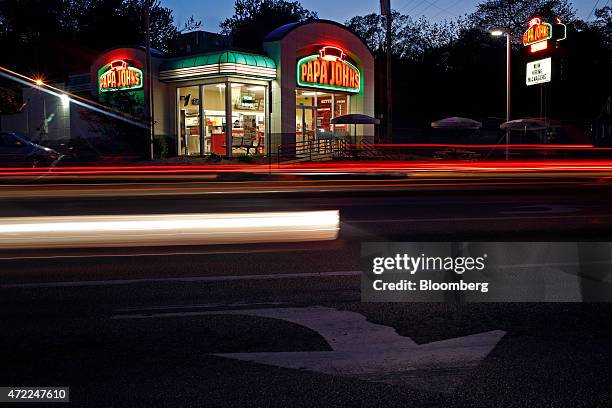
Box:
left=0, top=132, right=63, bottom=167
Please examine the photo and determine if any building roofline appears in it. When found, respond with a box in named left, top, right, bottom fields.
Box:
left=263, top=19, right=372, bottom=56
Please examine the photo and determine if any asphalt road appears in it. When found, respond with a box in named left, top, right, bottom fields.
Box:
left=2, top=180, right=612, bottom=406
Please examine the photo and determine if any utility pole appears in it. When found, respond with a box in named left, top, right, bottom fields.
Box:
left=492, top=28, right=511, bottom=159
left=381, top=0, right=393, bottom=143
left=505, top=31, right=511, bottom=160
left=145, top=0, right=154, bottom=160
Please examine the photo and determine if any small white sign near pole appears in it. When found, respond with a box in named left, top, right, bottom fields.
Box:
left=526, top=57, right=552, bottom=86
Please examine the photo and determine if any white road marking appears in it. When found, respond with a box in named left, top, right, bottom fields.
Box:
left=0, top=270, right=361, bottom=289
left=0, top=245, right=341, bottom=261
left=113, top=306, right=505, bottom=393
left=501, top=205, right=579, bottom=215
left=116, top=301, right=286, bottom=313
left=349, top=213, right=612, bottom=223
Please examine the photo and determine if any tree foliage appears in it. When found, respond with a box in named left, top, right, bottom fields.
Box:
left=0, top=0, right=197, bottom=78
left=592, top=6, right=612, bottom=47
left=346, top=2, right=610, bottom=132
left=346, top=11, right=468, bottom=60
left=468, top=0, right=576, bottom=41
left=221, top=0, right=317, bottom=51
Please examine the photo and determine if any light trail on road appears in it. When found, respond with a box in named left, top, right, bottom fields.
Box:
left=4, top=158, right=612, bottom=179
left=0, top=210, right=340, bottom=249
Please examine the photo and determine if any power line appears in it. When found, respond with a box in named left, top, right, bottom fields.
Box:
left=430, top=0, right=467, bottom=19
left=586, top=0, right=602, bottom=21
left=406, top=0, right=429, bottom=15
left=414, top=0, right=458, bottom=17
left=397, top=0, right=420, bottom=14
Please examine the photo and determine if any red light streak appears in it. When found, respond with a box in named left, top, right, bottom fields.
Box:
left=4, top=158, right=612, bottom=178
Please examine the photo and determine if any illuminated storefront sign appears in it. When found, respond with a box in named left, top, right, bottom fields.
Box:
left=522, top=17, right=567, bottom=53
left=526, top=57, right=552, bottom=86
left=297, top=46, right=361, bottom=93
left=523, top=18, right=552, bottom=47
left=98, top=60, right=143, bottom=92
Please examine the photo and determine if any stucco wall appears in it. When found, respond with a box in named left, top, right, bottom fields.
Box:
left=264, top=21, right=375, bottom=149
left=89, top=47, right=169, bottom=138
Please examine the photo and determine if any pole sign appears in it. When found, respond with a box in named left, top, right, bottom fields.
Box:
left=526, top=57, right=552, bottom=86
left=297, top=46, right=361, bottom=93
left=522, top=17, right=567, bottom=53
left=98, top=60, right=143, bottom=93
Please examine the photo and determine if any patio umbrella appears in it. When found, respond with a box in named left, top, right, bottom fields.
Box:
left=500, top=118, right=558, bottom=144
left=331, top=114, right=380, bottom=144
left=331, top=114, right=380, bottom=125
left=500, top=118, right=551, bottom=130
left=431, top=116, right=482, bottom=129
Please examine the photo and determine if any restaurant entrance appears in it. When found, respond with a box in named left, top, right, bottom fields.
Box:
left=295, top=90, right=350, bottom=144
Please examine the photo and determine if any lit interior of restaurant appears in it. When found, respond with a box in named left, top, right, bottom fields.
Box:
left=295, top=90, right=350, bottom=145
left=178, top=83, right=266, bottom=156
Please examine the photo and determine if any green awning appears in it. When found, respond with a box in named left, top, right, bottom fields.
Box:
left=160, top=50, right=276, bottom=71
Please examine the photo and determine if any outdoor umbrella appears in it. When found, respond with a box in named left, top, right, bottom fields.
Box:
left=500, top=118, right=551, bottom=130
left=500, top=118, right=557, bottom=144
left=431, top=116, right=482, bottom=129
left=331, top=114, right=380, bottom=144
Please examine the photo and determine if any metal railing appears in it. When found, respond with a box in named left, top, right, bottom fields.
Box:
left=274, top=138, right=612, bottom=164
left=276, top=137, right=350, bottom=164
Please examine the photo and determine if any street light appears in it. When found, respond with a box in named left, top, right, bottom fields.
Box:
left=60, top=93, right=70, bottom=107
left=491, top=28, right=511, bottom=160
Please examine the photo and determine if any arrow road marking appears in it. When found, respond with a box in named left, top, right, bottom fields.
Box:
left=116, top=306, right=505, bottom=392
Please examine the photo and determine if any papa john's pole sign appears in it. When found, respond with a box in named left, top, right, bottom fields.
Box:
left=297, top=46, right=361, bottom=93
left=522, top=17, right=567, bottom=53
left=98, top=60, right=143, bottom=93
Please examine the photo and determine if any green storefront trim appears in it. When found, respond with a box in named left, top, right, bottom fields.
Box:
left=161, top=50, right=276, bottom=71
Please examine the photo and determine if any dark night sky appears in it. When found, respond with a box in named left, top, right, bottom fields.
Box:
left=163, top=0, right=601, bottom=33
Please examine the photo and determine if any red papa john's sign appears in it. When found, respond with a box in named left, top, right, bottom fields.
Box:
left=98, top=60, right=143, bottom=92
left=297, top=46, right=361, bottom=93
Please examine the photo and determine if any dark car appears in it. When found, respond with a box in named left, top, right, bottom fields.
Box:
left=0, top=132, right=63, bottom=167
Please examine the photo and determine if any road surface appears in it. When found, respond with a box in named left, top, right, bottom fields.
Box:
left=2, top=177, right=612, bottom=406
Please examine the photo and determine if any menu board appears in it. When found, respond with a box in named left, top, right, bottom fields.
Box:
left=243, top=115, right=257, bottom=141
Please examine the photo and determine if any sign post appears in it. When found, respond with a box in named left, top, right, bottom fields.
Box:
left=382, top=0, right=392, bottom=143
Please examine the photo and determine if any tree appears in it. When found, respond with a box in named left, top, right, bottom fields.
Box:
left=468, top=0, right=576, bottom=41
left=221, top=0, right=317, bottom=52
left=0, top=81, right=23, bottom=114
left=346, top=11, right=467, bottom=60
left=0, top=0, right=199, bottom=79
left=592, top=6, right=612, bottom=47
left=345, top=11, right=408, bottom=57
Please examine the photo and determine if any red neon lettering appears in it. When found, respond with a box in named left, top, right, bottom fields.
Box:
left=320, top=60, right=328, bottom=84
left=306, top=61, right=313, bottom=82
left=313, top=60, right=321, bottom=83
left=335, top=63, right=343, bottom=87
left=343, top=65, right=349, bottom=88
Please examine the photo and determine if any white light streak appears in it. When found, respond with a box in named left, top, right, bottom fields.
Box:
left=0, top=211, right=340, bottom=249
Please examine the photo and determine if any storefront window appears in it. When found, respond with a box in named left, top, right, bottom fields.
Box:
left=296, top=90, right=350, bottom=142
left=333, top=94, right=349, bottom=137
left=230, top=84, right=266, bottom=156
left=296, top=90, right=316, bottom=144
left=178, top=86, right=200, bottom=156
left=177, top=82, right=267, bottom=157
left=203, top=84, right=226, bottom=156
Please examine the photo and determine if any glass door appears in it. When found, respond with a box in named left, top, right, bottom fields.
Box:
left=296, top=90, right=317, bottom=146
left=178, top=85, right=201, bottom=156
